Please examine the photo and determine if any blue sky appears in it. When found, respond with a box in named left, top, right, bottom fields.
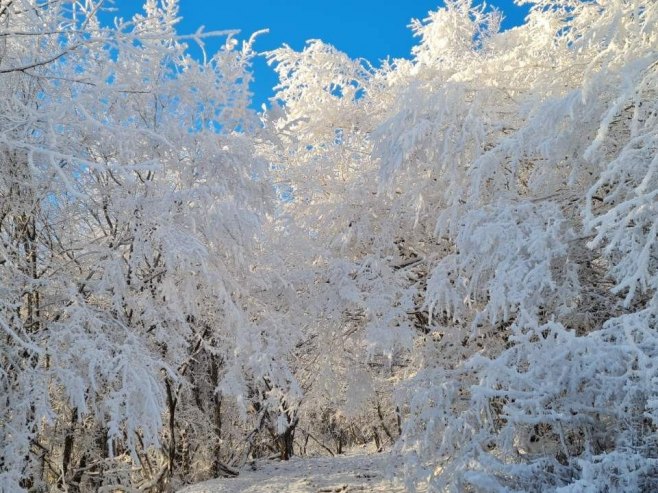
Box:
left=109, top=1, right=530, bottom=108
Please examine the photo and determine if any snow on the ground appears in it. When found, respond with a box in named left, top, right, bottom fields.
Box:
left=177, top=452, right=414, bottom=493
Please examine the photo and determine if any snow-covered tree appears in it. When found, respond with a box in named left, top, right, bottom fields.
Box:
left=264, top=0, right=658, bottom=491
left=0, top=1, right=292, bottom=490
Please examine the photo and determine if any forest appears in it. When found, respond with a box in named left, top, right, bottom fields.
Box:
left=0, top=0, right=656, bottom=491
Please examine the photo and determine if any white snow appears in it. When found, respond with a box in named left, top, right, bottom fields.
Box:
left=178, top=452, right=415, bottom=493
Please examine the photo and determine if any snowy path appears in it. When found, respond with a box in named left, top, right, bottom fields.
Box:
left=177, top=452, right=412, bottom=493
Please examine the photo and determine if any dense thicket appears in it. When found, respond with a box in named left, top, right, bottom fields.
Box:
left=0, top=1, right=292, bottom=490
left=1, top=1, right=656, bottom=492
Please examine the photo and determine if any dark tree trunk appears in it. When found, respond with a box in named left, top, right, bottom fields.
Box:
left=59, top=407, right=78, bottom=490
left=210, top=355, right=225, bottom=476
left=372, top=427, right=382, bottom=452
left=165, top=378, right=177, bottom=477
left=278, top=424, right=296, bottom=460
